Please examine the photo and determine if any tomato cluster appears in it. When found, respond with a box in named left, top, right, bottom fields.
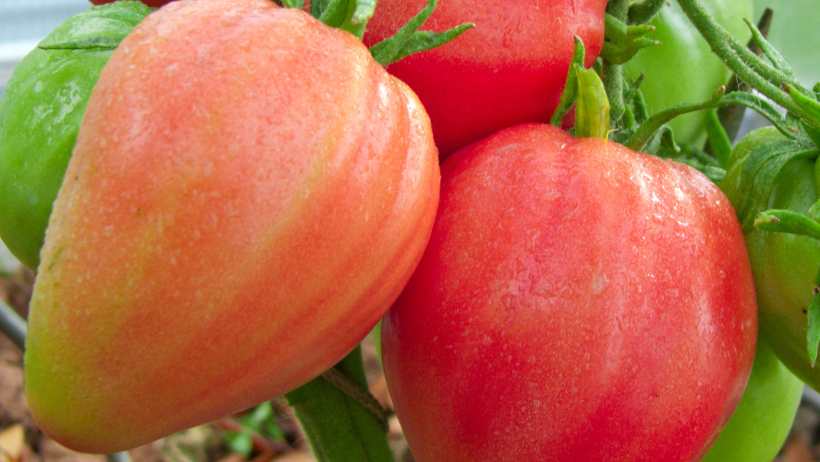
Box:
left=0, top=0, right=816, bottom=460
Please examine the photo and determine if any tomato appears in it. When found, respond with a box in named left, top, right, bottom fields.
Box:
left=0, top=1, right=150, bottom=269
left=702, top=338, right=802, bottom=462
left=364, top=0, right=607, bottom=154
left=623, top=0, right=754, bottom=146
left=755, top=0, right=820, bottom=86
left=382, top=124, right=757, bottom=461
left=721, top=127, right=820, bottom=389
left=24, top=0, right=439, bottom=453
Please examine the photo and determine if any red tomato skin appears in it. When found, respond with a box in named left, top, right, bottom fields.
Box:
left=25, top=0, right=439, bottom=453
left=364, top=0, right=607, bottom=155
left=382, top=125, right=757, bottom=461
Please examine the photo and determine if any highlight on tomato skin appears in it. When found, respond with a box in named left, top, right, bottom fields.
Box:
left=382, top=124, right=758, bottom=462
left=23, top=0, right=440, bottom=453
left=364, top=0, right=608, bottom=155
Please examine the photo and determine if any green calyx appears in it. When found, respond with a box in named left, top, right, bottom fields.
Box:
left=550, top=38, right=611, bottom=140
left=281, top=0, right=473, bottom=66
left=601, top=14, right=659, bottom=65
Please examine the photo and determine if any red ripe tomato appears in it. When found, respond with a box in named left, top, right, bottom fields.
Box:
left=364, top=0, right=607, bottom=154
left=91, top=0, right=173, bottom=6
left=25, top=0, right=439, bottom=452
left=382, top=125, right=757, bottom=461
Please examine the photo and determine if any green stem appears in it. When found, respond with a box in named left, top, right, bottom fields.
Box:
left=717, top=9, right=772, bottom=141
left=0, top=300, right=26, bottom=351
left=676, top=0, right=816, bottom=124
left=754, top=209, right=820, bottom=240
left=603, top=0, right=629, bottom=126
left=286, top=346, right=393, bottom=462
left=626, top=88, right=725, bottom=151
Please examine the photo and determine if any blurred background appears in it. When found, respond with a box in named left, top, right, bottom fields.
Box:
left=0, top=1, right=86, bottom=85
left=1, top=0, right=819, bottom=461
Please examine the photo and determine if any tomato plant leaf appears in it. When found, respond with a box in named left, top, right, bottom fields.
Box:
left=285, top=346, right=393, bottom=462
left=732, top=138, right=817, bottom=230
left=280, top=0, right=305, bottom=8
left=370, top=0, right=473, bottom=66
left=225, top=431, right=253, bottom=457
left=601, top=14, right=659, bottom=65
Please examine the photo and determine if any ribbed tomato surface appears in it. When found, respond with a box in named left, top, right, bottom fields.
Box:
left=383, top=125, right=757, bottom=461
left=25, top=0, right=439, bottom=453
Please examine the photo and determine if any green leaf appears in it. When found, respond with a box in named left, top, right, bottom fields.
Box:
left=311, top=0, right=330, bottom=17
left=601, top=14, right=659, bottom=65
left=245, top=402, right=273, bottom=428
left=225, top=432, right=253, bottom=457
left=280, top=0, right=305, bottom=8
left=285, top=347, right=393, bottom=462
left=550, top=37, right=586, bottom=127
left=733, top=139, right=817, bottom=230
left=370, top=0, right=473, bottom=66
left=307, top=0, right=375, bottom=38
left=807, top=269, right=820, bottom=366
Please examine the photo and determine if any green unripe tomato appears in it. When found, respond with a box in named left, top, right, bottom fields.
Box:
left=624, top=0, right=754, bottom=147
left=722, top=127, right=820, bottom=390
left=702, top=338, right=803, bottom=462
left=0, top=1, right=150, bottom=268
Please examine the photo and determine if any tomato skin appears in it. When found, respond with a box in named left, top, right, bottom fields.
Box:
left=25, top=0, right=439, bottom=453
left=623, top=0, right=753, bottom=146
left=382, top=124, right=757, bottom=461
left=364, top=0, right=607, bottom=155
left=0, top=1, right=150, bottom=268
left=702, top=338, right=802, bottom=462
left=722, top=127, right=820, bottom=390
